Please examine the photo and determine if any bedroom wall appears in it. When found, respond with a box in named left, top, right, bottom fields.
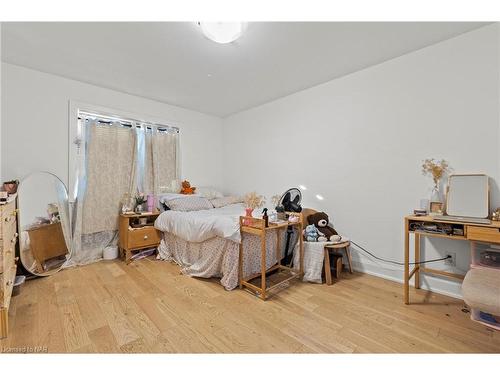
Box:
left=1, top=63, right=224, bottom=191
left=222, top=24, right=500, bottom=298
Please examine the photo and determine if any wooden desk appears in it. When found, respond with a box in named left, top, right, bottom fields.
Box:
left=404, top=215, right=500, bottom=304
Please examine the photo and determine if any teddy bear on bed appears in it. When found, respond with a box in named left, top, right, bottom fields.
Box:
left=180, top=180, right=196, bottom=195
left=307, top=212, right=341, bottom=242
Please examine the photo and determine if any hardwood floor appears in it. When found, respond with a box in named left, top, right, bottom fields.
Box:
left=1, top=257, right=499, bottom=353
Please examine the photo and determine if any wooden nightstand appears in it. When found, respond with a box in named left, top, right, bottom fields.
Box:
left=118, top=212, right=161, bottom=263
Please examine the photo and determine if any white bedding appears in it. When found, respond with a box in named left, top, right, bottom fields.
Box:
left=154, top=203, right=245, bottom=243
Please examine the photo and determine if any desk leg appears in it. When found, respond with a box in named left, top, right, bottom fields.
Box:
left=239, top=239, right=243, bottom=289
left=404, top=219, right=410, bottom=304
left=414, top=233, right=420, bottom=289
left=299, top=227, right=304, bottom=276
left=260, top=232, right=267, bottom=300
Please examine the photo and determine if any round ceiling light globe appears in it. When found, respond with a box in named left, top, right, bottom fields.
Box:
left=199, top=22, right=247, bottom=44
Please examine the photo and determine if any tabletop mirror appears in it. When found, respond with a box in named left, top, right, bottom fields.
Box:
left=446, top=174, right=489, bottom=218
left=18, top=171, right=72, bottom=276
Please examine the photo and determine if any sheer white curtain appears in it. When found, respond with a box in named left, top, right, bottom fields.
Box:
left=68, top=119, right=137, bottom=265
left=150, top=129, right=179, bottom=194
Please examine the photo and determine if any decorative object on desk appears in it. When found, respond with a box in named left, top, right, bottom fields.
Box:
left=419, top=198, right=430, bottom=211
left=135, top=191, right=146, bottom=213
left=3, top=179, right=19, bottom=194
left=180, top=180, right=196, bottom=194
left=269, top=194, right=281, bottom=222
left=429, top=201, right=444, bottom=215
left=422, top=158, right=451, bottom=207
left=147, top=194, right=155, bottom=212
left=413, top=208, right=427, bottom=216
left=121, top=192, right=134, bottom=214
left=262, top=208, right=269, bottom=227
left=446, top=174, right=489, bottom=219
left=244, top=191, right=265, bottom=210
left=307, top=211, right=338, bottom=242
left=492, top=208, right=500, bottom=221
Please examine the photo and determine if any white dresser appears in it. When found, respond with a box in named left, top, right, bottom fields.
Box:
left=0, top=195, right=18, bottom=339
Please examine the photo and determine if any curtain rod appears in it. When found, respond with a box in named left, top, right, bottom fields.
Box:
left=78, top=111, right=180, bottom=133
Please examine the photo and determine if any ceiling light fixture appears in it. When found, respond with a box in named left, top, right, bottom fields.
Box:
left=198, top=22, right=247, bottom=44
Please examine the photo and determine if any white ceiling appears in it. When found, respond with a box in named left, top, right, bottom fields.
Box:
left=1, top=22, right=488, bottom=117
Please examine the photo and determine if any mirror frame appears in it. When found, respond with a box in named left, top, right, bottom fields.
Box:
left=445, top=173, right=489, bottom=219
left=17, top=171, right=72, bottom=277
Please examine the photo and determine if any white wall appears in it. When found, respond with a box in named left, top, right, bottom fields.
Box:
left=1, top=63, right=224, bottom=191
left=222, top=24, right=500, bottom=298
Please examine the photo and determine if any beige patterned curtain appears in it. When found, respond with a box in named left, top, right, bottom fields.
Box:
left=145, top=130, right=178, bottom=195
left=82, top=123, right=136, bottom=233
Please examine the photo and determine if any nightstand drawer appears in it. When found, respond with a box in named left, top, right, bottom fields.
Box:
left=467, top=226, right=500, bottom=244
left=128, top=226, right=160, bottom=249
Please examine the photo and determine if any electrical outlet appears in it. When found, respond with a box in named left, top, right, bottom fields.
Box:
left=445, top=252, right=456, bottom=267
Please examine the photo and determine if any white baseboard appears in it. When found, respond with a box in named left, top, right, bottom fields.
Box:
left=350, top=259, right=463, bottom=300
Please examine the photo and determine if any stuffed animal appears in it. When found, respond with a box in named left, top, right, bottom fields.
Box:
left=308, top=211, right=339, bottom=242
left=303, top=224, right=320, bottom=242
left=180, top=180, right=196, bottom=195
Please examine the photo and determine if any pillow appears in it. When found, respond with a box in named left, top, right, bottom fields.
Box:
left=166, top=196, right=213, bottom=212
left=196, top=186, right=224, bottom=200
left=210, top=196, right=244, bottom=208
left=158, top=193, right=186, bottom=204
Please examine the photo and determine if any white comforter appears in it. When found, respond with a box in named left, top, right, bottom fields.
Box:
left=154, top=203, right=245, bottom=243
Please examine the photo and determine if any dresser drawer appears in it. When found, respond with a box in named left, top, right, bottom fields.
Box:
left=0, top=217, right=17, bottom=250
left=467, top=226, right=500, bottom=244
left=0, top=240, right=16, bottom=275
left=128, top=226, right=161, bottom=249
left=1, top=200, right=17, bottom=229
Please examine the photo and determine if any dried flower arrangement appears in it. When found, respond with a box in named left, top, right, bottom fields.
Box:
left=422, top=158, right=451, bottom=188
left=271, top=194, right=282, bottom=208
left=244, top=191, right=266, bottom=209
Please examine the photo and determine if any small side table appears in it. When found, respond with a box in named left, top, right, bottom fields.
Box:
left=324, top=241, right=352, bottom=285
left=118, top=212, right=161, bottom=264
left=239, top=214, right=304, bottom=300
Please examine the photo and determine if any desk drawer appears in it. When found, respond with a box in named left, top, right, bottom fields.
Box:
left=128, top=226, right=160, bottom=249
left=467, top=226, right=500, bottom=244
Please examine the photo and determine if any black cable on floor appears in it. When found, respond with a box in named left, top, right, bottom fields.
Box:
left=350, top=240, right=451, bottom=266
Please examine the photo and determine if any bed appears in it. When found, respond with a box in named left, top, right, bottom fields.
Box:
left=154, top=194, right=296, bottom=290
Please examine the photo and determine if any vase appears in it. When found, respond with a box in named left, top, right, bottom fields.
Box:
left=430, top=184, right=441, bottom=203
left=135, top=204, right=144, bottom=214
left=243, top=208, right=254, bottom=225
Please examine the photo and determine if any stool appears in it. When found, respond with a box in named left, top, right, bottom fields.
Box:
left=323, top=241, right=352, bottom=285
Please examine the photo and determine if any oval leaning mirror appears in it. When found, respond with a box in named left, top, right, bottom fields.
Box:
left=18, top=171, right=72, bottom=276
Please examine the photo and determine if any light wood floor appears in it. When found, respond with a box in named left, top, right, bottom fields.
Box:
left=1, top=257, right=499, bottom=353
